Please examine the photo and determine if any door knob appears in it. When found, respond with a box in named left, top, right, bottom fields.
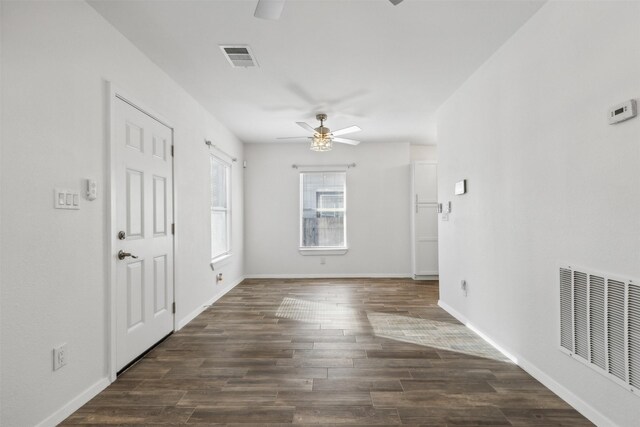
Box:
left=118, top=250, right=138, bottom=260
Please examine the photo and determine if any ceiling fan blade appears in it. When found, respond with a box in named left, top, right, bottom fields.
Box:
left=296, top=122, right=317, bottom=133
left=276, top=136, right=311, bottom=140
left=389, top=0, right=404, bottom=5
left=333, top=137, right=361, bottom=146
left=331, top=125, right=362, bottom=137
left=254, top=0, right=285, bottom=20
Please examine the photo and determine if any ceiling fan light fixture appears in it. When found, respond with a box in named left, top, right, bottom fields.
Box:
left=310, top=135, right=333, bottom=152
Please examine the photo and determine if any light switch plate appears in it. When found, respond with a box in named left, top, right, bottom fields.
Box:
left=54, top=188, right=80, bottom=210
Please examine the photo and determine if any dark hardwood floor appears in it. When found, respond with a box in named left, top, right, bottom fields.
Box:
left=62, top=278, right=592, bottom=426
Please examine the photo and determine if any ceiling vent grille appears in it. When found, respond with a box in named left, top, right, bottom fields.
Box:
left=559, top=265, right=639, bottom=396
left=219, top=45, right=258, bottom=68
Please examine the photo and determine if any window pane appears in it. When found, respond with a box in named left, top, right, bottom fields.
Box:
left=211, top=154, right=230, bottom=260
left=301, top=172, right=346, bottom=248
left=211, top=210, right=227, bottom=258
left=211, top=158, right=227, bottom=209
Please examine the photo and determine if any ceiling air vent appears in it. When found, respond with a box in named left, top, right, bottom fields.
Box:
left=220, top=45, right=258, bottom=68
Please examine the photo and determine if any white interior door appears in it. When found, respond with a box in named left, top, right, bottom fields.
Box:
left=114, top=96, right=174, bottom=371
left=415, top=204, right=439, bottom=275
left=414, top=162, right=438, bottom=204
left=412, top=162, right=438, bottom=277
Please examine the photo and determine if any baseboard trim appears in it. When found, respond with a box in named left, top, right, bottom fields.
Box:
left=176, top=276, right=245, bottom=330
left=35, top=377, right=110, bottom=427
left=437, top=299, right=616, bottom=427
left=244, top=273, right=412, bottom=279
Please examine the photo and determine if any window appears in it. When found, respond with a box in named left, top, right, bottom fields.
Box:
left=211, top=155, right=231, bottom=261
left=300, top=171, right=347, bottom=252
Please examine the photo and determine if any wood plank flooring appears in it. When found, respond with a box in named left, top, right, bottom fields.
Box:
left=63, top=278, right=592, bottom=426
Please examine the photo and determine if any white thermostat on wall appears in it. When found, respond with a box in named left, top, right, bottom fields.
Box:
left=608, top=99, right=637, bottom=124
left=454, top=180, right=467, bottom=195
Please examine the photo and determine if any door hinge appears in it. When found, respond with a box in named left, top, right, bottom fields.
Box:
left=171, top=223, right=175, bottom=235
left=172, top=302, right=176, bottom=314
left=171, top=145, right=174, bottom=157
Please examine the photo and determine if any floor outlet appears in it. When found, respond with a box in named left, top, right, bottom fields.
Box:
left=53, top=343, right=68, bottom=371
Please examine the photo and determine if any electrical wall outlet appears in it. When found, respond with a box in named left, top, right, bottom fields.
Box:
left=53, top=343, right=68, bottom=371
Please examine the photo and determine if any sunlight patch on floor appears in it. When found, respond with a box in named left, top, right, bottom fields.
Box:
left=275, top=297, right=359, bottom=323
left=275, top=297, right=512, bottom=363
left=366, top=312, right=512, bottom=362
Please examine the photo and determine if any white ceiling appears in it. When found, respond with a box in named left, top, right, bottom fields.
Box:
left=88, top=0, right=545, bottom=145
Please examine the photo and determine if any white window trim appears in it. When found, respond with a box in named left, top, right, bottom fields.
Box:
left=298, top=171, right=348, bottom=255
left=299, top=247, right=348, bottom=256
left=211, top=154, right=232, bottom=265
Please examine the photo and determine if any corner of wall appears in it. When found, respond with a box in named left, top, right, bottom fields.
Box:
left=176, top=275, right=245, bottom=330
left=437, top=300, right=617, bottom=427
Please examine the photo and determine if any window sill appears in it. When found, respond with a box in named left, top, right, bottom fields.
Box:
left=210, top=253, right=232, bottom=270
left=298, top=247, right=348, bottom=256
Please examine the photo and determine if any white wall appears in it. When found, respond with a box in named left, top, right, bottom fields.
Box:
left=244, top=142, right=411, bottom=277
left=410, top=144, right=437, bottom=162
left=0, top=2, right=4, bottom=423
left=0, top=1, right=244, bottom=426
left=437, top=1, right=640, bottom=425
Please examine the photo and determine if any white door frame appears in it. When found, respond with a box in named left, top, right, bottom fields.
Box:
left=107, top=83, right=176, bottom=381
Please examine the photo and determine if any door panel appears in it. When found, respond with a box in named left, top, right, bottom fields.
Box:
left=415, top=204, right=439, bottom=275
left=115, top=97, right=174, bottom=371
left=126, top=169, right=144, bottom=238
left=153, top=176, right=167, bottom=235
left=153, top=255, right=167, bottom=314
left=414, top=163, right=437, bottom=204
left=416, top=204, right=438, bottom=237
left=127, top=261, right=144, bottom=329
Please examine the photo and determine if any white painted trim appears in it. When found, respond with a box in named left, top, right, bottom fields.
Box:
left=516, top=355, right=617, bottom=427
left=35, top=377, right=110, bottom=427
left=299, top=248, right=348, bottom=256
left=176, top=276, right=245, bottom=330
left=244, top=273, right=412, bottom=279
left=210, top=253, right=233, bottom=270
left=107, top=82, right=176, bottom=380
left=414, top=275, right=439, bottom=280
left=437, top=299, right=617, bottom=427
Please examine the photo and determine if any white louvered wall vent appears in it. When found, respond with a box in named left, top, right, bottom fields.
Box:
left=559, top=265, right=640, bottom=395
left=219, top=45, right=258, bottom=68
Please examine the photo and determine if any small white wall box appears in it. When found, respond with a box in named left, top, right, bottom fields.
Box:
left=454, top=180, right=467, bottom=195
left=86, top=179, right=97, bottom=201
left=608, top=99, right=637, bottom=124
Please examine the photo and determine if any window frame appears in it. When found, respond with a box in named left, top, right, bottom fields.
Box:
left=298, top=171, right=348, bottom=255
left=210, top=153, right=232, bottom=265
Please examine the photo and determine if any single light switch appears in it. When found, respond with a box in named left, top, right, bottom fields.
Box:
left=58, top=192, right=66, bottom=206
left=73, top=194, right=79, bottom=206
left=65, top=193, right=72, bottom=205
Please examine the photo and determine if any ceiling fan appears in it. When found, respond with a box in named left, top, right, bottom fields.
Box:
left=255, top=0, right=403, bottom=20
left=278, top=113, right=362, bottom=152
